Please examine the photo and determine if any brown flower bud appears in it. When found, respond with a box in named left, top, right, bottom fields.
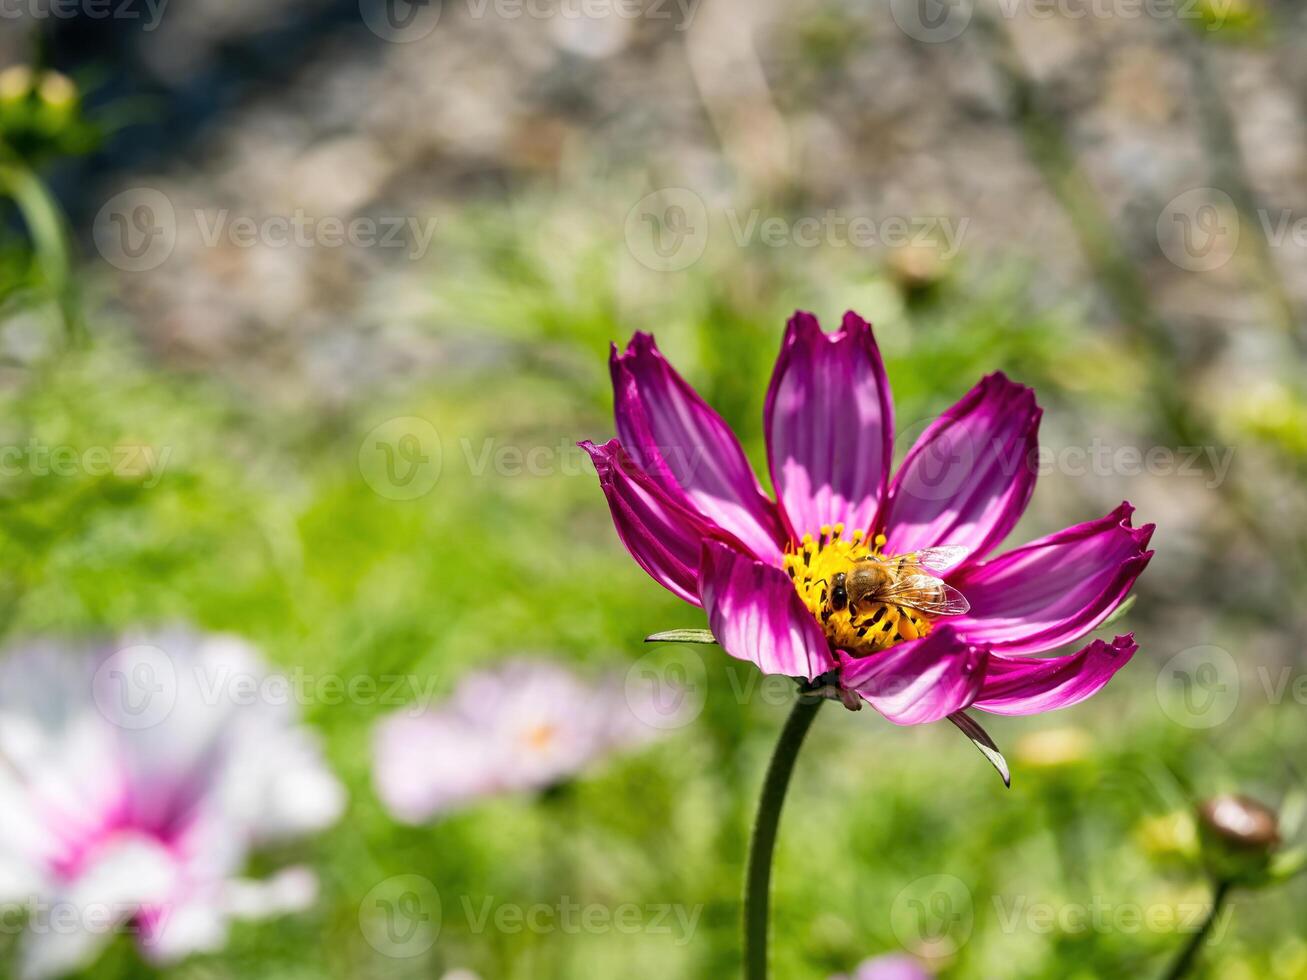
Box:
left=1200, top=795, right=1280, bottom=850
left=1198, top=794, right=1281, bottom=883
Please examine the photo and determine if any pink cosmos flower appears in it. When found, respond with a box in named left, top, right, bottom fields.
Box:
left=581, top=311, right=1153, bottom=727
left=831, top=954, right=934, bottom=980
left=373, top=658, right=676, bottom=823
left=0, top=630, right=345, bottom=979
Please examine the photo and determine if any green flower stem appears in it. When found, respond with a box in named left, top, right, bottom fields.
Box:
left=1161, top=878, right=1232, bottom=980
left=744, top=692, right=823, bottom=980
left=0, top=159, right=82, bottom=344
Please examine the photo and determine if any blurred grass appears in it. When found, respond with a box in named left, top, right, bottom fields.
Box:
left=0, top=182, right=1302, bottom=980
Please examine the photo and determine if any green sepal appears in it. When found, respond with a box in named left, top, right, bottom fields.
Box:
left=645, top=628, right=718, bottom=645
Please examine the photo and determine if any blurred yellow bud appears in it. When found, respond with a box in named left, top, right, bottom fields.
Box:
left=886, top=244, right=946, bottom=295
left=1136, top=810, right=1199, bottom=863
left=1013, top=727, right=1092, bottom=771
left=37, top=72, right=77, bottom=111
left=0, top=66, right=34, bottom=104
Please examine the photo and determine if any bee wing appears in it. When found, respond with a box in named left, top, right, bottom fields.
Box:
left=877, top=574, right=972, bottom=616
left=895, top=546, right=970, bottom=573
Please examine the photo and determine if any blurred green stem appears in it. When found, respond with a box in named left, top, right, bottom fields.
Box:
left=0, top=158, right=82, bottom=344
left=743, top=692, right=822, bottom=980
left=1160, top=878, right=1231, bottom=980
left=1046, top=785, right=1087, bottom=890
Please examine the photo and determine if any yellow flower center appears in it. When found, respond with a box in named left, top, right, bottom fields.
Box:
left=524, top=723, right=557, bottom=751
left=783, top=524, right=934, bottom=657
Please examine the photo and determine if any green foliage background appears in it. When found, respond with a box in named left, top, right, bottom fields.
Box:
left=2, top=21, right=1307, bottom=978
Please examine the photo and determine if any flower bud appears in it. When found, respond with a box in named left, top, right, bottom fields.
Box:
left=0, top=66, right=33, bottom=104
left=36, top=71, right=77, bottom=112
left=1198, top=794, right=1280, bottom=884
left=886, top=244, right=946, bottom=302
left=1136, top=811, right=1199, bottom=867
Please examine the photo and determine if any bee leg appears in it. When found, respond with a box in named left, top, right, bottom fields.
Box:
left=898, top=614, right=918, bottom=641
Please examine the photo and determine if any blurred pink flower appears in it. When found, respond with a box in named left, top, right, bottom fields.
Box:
left=0, top=630, right=345, bottom=978
left=373, top=658, right=673, bottom=823
left=832, top=954, right=934, bottom=980
left=581, top=312, right=1153, bottom=724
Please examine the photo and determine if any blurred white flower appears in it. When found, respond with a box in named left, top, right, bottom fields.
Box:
left=373, top=658, right=673, bottom=823
left=0, top=629, right=345, bottom=978
left=831, top=954, right=934, bottom=980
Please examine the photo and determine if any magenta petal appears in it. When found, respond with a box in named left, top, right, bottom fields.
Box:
left=698, top=540, right=836, bottom=680
left=972, top=634, right=1138, bottom=715
left=582, top=439, right=739, bottom=606
left=837, top=625, right=988, bottom=726
left=950, top=503, right=1154, bottom=653
left=764, top=311, right=894, bottom=541
left=613, top=334, right=786, bottom=564
left=882, top=373, right=1041, bottom=568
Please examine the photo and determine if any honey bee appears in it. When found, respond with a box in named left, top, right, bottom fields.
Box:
left=827, top=546, right=971, bottom=618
